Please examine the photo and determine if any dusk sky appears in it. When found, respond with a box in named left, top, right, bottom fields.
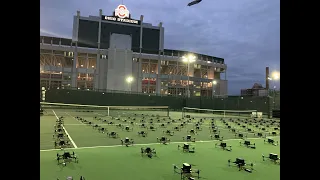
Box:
left=40, top=0, right=280, bottom=95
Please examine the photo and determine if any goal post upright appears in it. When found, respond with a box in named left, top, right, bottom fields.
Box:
left=182, top=107, right=259, bottom=118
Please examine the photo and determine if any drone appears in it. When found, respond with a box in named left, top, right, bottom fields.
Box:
left=194, top=124, right=202, bottom=131
left=235, top=133, right=246, bottom=139
left=138, top=131, right=148, bottom=137
left=53, top=127, right=64, bottom=136
left=187, top=129, right=197, bottom=135
left=262, top=153, right=280, bottom=164
left=183, top=135, right=196, bottom=142
left=121, top=137, right=134, bottom=147
left=141, top=147, right=157, bottom=158
left=157, top=136, right=170, bottom=144
left=215, top=141, right=232, bottom=151
left=123, top=126, right=133, bottom=132
left=107, top=131, right=119, bottom=138
left=188, top=0, right=202, bottom=6
left=98, top=127, right=107, bottom=133
left=210, top=134, right=223, bottom=140
left=54, top=139, right=71, bottom=149
left=173, top=163, right=200, bottom=179
left=164, top=129, right=174, bottom=136
left=239, top=140, right=256, bottom=149
left=93, top=124, right=100, bottom=129
left=178, top=143, right=195, bottom=153
left=56, top=149, right=78, bottom=166
left=56, top=116, right=64, bottom=124
left=54, top=132, right=67, bottom=139
left=228, top=158, right=254, bottom=173
left=264, top=138, right=279, bottom=146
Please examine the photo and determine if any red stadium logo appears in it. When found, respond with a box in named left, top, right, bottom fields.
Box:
left=115, top=5, right=129, bottom=19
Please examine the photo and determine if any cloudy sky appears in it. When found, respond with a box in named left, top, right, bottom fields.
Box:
left=40, top=0, right=280, bottom=95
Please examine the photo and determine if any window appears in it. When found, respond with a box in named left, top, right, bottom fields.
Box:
left=64, top=51, right=74, bottom=57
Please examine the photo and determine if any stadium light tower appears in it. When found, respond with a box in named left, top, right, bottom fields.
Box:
left=182, top=55, right=196, bottom=97
left=268, top=71, right=280, bottom=81
left=268, top=71, right=280, bottom=109
left=126, top=76, right=134, bottom=91
left=271, top=71, right=280, bottom=81
left=268, top=71, right=280, bottom=91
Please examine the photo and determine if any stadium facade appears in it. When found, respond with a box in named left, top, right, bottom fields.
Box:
left=40, top=4, right=228, bottom=97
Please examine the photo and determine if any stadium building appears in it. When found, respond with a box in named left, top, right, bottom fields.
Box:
left=40, top=4, right=228, bottom=97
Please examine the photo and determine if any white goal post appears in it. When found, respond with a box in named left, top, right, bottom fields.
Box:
left=182, top=107, right=262, bottom=118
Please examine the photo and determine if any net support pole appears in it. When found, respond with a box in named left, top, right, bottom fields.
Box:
left=107, top=107, right=110, bottom=116
left=182, top=107, right=184, bottom=118
left=167, top=107, right=169, bottom=117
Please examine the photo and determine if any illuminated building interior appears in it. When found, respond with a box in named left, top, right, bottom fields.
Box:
left=40, top=38, right=227, bottom=97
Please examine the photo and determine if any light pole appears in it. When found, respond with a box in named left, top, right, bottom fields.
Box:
left=126, top=76, right=133, bottom=92
left=212, top=80, right=217, bottom=97
left=268, top=71, right=280, bottom=109
left=182, top=55, right=196, bottom=97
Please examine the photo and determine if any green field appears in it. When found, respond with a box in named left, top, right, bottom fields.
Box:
left=40, top=109, right=280, bottom=180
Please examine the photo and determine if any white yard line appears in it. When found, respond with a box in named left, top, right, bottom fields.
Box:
left=62, top=123, right=261, bottom=135
left=52, top=110, right=78, bottom=148
left=65, top=112, right=85, bottom=124
left=94, top=112, right=106, bottom=116
left=40, top=136, right=280, bottom=152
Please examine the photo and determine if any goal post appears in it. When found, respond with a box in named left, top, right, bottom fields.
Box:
left=40, top=102, right=170, bottom=117
left=182, top=107, right=260, bottom=118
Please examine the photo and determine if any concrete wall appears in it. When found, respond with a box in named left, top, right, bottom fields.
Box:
left=106, top=33, right=133, bottom=91
left=106, top=48, right=133, bottom=91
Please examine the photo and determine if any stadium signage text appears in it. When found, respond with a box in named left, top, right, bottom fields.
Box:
left=102, top=5, right=140, bottom=25
left=102, top=16, right=140, bottom=25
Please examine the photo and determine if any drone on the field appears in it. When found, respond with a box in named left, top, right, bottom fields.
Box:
left=141, top=147, right=157, bottom=158
left=54, top=139, right=71, bottom=149
left=173, top=163, right=200, bottom=179
left=56, top=116, right=64, bottom=124
left=56, top=149, right=78, bottom=166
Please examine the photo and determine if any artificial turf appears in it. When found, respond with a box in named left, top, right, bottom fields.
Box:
left=40, top=109, right=280, bottom=180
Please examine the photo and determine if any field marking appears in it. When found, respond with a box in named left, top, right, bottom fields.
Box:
left=94, top=112, right=106, bottom=116
left=64, top=112, right=87, bottom=125
left=63, top=123, right=267, bottom=135
left=40, top=136, right=280, bottom=152
left=52, top=110, right=78, bottom=148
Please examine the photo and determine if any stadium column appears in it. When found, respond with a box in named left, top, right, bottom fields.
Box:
left=71, top=11, right=80, bottom=88
left=94, top=9, right=103, bottom=90
left=156, top=22, right=164, bottom=95
left=138, top=15, right=144, bottom=92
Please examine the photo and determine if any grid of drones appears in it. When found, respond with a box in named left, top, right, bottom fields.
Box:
left=53, top=111, right=280, bottom=180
